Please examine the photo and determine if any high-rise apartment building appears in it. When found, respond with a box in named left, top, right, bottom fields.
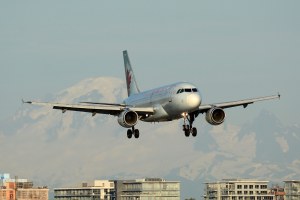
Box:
left=54, top=180, right=115, bottom=200
left=55, top=178, right=179, bottom=200
left=118, top=178, right=180, bottom=200
left=284, top=180, right=300, bottom=200
left=203, top=179, right=275, bottom=200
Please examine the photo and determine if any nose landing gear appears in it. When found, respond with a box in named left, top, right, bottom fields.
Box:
left=182, top=113, right=197, bottom=137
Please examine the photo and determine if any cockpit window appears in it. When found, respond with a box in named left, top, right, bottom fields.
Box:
left=177, top=89, right=183, bottom=94
left=177, top=88, right=198, bottom=94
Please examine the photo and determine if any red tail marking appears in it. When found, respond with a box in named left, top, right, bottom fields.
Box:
left=126, top=69, right=132, bottom=91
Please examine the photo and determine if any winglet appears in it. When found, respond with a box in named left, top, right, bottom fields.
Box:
left=22, top=99, right=32, bottom=104
left=278, top=92, right=281, bottom=99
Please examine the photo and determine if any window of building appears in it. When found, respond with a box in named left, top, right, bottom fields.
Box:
left=244, top=185, right=248, bottom=189
left=237, top=185, right=242, bottom=189
left=260, top=185, right=267, bottom=189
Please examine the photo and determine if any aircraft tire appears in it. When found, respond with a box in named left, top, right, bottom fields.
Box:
left=184, top=129, right=190, bottom=137
left=191, top=127, right=197, bottom=137
left=134, top=129, right=140, bottom=138
left=127, top=129, right=133, bottom=139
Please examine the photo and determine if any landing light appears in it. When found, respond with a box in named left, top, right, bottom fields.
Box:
left=181, top=112, right=188, bottom=117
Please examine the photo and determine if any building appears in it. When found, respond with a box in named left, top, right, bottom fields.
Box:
left=284, top=180, right=300, bottom=200
left=55, top=178, right=179, bottom=200
left=0, top=182, right=14, bottom=200
left=119, top=178, right=180, bottom=200
left=114, top=180, right=131, bottom=200
left=16, top=187, right=49, bottom=200
left=203, top=179, right=275, bottom=200
left=54, top=180, right=115, bottom=200
left=269, top=185, right=285, bottom=200
left=0, top=173, right=48, bottom=200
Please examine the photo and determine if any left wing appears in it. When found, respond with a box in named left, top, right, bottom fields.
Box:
left=23, top=100, right=154, bottom=116
left=198, top=93, right=280, bottom=113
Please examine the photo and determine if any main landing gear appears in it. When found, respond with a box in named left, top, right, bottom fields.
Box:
left=182, top=113, right=197, bottom=137
left=127, top=126, right=140, bottom=139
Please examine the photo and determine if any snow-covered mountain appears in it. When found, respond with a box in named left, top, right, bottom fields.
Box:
left=0, top=77, right=299, bottom=199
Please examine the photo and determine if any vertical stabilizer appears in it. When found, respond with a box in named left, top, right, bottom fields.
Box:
left=123, top=50, right=140, bottom=96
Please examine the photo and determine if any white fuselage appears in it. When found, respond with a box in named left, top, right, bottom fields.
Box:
left=124, top=82, right=202, bottom=122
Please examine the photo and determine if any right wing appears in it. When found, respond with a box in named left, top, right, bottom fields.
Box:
left=23, top=100, right=154, bottom=116
left=198, top=94, right=280, bottom=113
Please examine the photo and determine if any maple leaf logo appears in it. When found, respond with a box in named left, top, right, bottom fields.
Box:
left=126, top=68, right=132, bottom=92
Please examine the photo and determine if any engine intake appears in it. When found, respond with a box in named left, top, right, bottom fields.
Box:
left=118, top=110, right=138, bottom=128
left=205, top=107, right=225, bottom=125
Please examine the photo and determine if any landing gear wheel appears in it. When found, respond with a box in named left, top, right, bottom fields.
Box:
left=127, top=126, right=140, bottom=139
left=184, top=129, right=190, bottom=137
left=127, top=129, right=133, bottom=139
left=191, top=127, right=197, bottom=137
left=182, top=125, right=190, bottom=131
left=182, top=112, right=198, bottom=137
left=134, top=129, right=140, bottom=138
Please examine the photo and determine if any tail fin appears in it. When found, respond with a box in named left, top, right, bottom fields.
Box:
left=123, top=50, right=140, bottom=96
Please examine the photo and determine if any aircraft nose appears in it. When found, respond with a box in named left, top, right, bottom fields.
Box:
left=187, top=93, right=201, bottom=108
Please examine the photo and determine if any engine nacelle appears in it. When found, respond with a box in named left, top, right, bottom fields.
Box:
left=205, top=107, right=225, bottom=125
left=117, top=110, right=139, bottom=128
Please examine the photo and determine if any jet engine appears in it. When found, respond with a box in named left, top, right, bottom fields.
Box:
left=117, top=110, right=139, bottom=128
left=205, top=107, right=225, bottom=125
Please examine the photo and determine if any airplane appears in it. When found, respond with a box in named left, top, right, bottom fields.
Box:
left=24, top=50, right=280, bottom=139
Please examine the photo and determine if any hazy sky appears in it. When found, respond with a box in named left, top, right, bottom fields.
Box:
left=1, top=1, right=299, bottom=125
left=1, top=2, right=300, bottom=199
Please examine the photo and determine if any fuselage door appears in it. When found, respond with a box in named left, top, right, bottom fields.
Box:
left=169, top=86, right=175, bottom=103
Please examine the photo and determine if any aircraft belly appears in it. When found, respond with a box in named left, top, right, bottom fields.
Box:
left=141, top=101, right=182, bottom=122
left=142, top=103, right=170, bottom=122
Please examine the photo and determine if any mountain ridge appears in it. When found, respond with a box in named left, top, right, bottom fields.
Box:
left=0, top=76, right=298, bottom=199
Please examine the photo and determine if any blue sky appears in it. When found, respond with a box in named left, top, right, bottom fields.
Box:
left=1, top=1, right=299, bottom=125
